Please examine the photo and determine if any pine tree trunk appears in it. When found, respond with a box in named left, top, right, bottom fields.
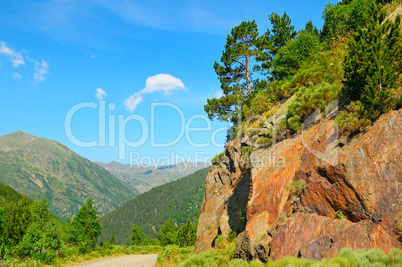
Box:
left=246, top=55, right=251, bottom=97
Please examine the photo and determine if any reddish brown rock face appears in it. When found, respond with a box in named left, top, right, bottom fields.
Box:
left=195, top=110, right=402, bottom=261
left=195, top=140, right=252, bottom=253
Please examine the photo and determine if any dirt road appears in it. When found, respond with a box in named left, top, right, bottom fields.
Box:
left=70, top=254, right=158, bottom=267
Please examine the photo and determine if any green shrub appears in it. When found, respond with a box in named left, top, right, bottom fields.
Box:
left=268, top=255, right=318, bottom=266
left=249, top=259, right=264, bottom=267
left=256, top=137, right=272, bottom=147
left=0, top=242, right=11, bottom=260
left=326, top=248, right=402, bottom=266
left=215, top=235, right=228, bottom=250
left=156, top=242, right=402, bottom=267
left=286, top=180, right=306, bottom=197
left=222, top=243, right=236, bottom=261
left=335, top=210, right=343, bottom=219
left=57, top=243, right=79, bottom=258
left=271, top=31, right=321, bottom=80
left=286, top=82, right=342, bottom=131
left=241, top=146, right=253, bottom=159
left=228, top=259, right=249, bottom=267
left=178, top=249, right=228, bottom=267
left=243, top=89, right=274, bottom=118
left=102, top=241, right=113, bottom=249
left=226, top=231, right=237, bottom=243
left=157, top=245, right=193, bottom=265
left=127, top=245, right=161, bottom=255
left=211, top=152, right=225, bottom=165
left=280, top=36, right=348, bottom=94
left=141, top=238, right=160, bottom=246
left=335, top=101, right=372, bottom=135
left=78, top=239, right=92, bottom=254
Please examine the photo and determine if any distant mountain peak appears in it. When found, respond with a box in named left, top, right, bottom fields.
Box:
left=9, top=130, right=34, bottom=139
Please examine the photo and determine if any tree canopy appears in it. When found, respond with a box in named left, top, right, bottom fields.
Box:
left=204, top=20, right=262, bottom=124
left=157, top=219, right=178, bottom=246
left=67, top=198, right=102, bottom=250
left=205, top=12, right=298, bottom=125
left=130, top=224, right=144, bottom=246
left=341, top=1, right=402, bottom=122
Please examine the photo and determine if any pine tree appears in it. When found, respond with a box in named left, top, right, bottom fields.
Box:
left=304, top=20, right=319, bottom=36
left=157, top=219, right=178, bottom=246
left=130, top=224, right=144, bottom=246
left=192, top=214, right=199, bottom=244
left=270, top=31, right=321, bottom=80
left=176, top=219, right=194, bottom=247
left=84, top=218, right=95, bottom=248
left=3, top=195, right=32, bottom=246
left=16, top=198, right=61, bottom=262
left=67, top=198, right=102, bottom=249
left=257, top=11, right=297, bottom=72
left=204, top=20, right=262, bottom=124
left=343, top=2, right=401, bottom=121
left=0, top=208, right=3, bottom=236
left=321, top=0, right=377, bottom=41
left=266, top=11, right=297, bottom=56
left=109, top=233, right=116, bottom=245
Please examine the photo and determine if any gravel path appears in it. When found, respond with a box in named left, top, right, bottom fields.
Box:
left=69, top=254, right=158, bottom=267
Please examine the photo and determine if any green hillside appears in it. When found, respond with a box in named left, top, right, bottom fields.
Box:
left=0, top=131, right=138, bottom=220
left=0, top=182, right=33, bottom=209
left=99, top=168, right=209, bottom=245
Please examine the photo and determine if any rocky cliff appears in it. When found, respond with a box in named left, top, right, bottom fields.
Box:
left=195, top=109, right=401, bottom=261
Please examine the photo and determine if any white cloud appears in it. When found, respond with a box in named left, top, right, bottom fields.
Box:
left=124, top=94, right=144, bottom=112
left=125, top=74, right=186, bottom=112
left=0, top=41, right=49, bottom=82
left=95, top=88, right=107, bottom=100
left=0, top=41, right=25, bottom=68
left=34, top=60, right=49, bottom=82
left=90, top=53, right=96, bottom=59
left=141, top=74, right=185, bottom=95
left=13, top=73, right=22, bottom=80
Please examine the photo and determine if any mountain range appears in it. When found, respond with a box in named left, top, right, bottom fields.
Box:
left=0, top=131, right=137, bottom=220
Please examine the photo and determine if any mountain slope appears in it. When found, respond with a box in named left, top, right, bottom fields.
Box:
left=0, top=131, right=137, bottom=220
left=99, top=167, right=209, bottom=245
left=96, top=161, right=209, bottom=193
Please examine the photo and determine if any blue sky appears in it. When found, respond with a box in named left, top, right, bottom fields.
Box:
left=0, top=0, right=336, bottom=164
